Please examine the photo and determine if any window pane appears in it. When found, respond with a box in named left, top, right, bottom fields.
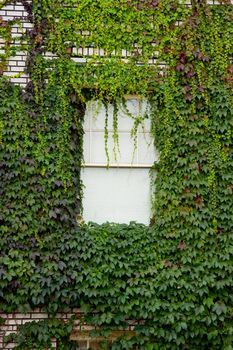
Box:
left=83, top=99, right=158, bottom=166
left=82, top=167, right=152, bottom=224
left=82, top=98, right=157, bottom=224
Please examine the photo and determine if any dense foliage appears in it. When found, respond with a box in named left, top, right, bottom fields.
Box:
left=4, top=318, right=76, bottom=350
left=0, top=77, right=84, bottom=240
left=1, top=0, right=233, bottom=349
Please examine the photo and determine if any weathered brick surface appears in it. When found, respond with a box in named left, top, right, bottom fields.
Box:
left=0, top=309, right=67, bottom=349
left=0, top=0, right=220, bottom=88
left=0, top=1, right=31, bottom=87
left=0, top=309, right=137, bottom=349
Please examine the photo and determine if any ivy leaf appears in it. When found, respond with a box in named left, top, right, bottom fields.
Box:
left=213, top=302, right=227, bottom=316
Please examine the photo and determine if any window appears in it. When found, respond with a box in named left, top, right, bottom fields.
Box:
left=81, top=98, right=158, bottom=224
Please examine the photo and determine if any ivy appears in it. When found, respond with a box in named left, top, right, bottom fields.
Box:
left=4, top=318, right=76, bottom=350
left=0, top=77, right=84, bottom=241
left=1, top=1, right=233, bottom=349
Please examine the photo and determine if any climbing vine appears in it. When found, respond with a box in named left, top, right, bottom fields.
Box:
left=1, top=1, right=233, bottom=349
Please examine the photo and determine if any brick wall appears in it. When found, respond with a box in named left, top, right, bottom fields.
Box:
left=0, top=309, right=137, bottom=350
left=0, top=0, right=223, bottom=88
left=0, top=309, right=61, bottom=349
left=0, top=1, right=32, bottom=87
left=0, top=0, right=228, bottom=349
left=0, top=308, right=85, bottom=349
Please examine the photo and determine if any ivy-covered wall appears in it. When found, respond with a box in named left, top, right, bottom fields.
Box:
left=1, top=1, right=233, bottom=349
left=0, top=1, right=31, bottom=86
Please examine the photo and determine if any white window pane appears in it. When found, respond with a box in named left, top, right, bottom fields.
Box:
left=137, top=132, right=158, bottom=164
left=82, top=98, right=157, bottom=224
left=83, top=99, right=156, bottom=166
left=83, top=132, right=90, bottom=163
left=84, top=99, right=150, bottom=132
left=89, top=131, right=137, bottom=165
left=89, top=131, right=107, bottom=164
left=88, top=102, right=112, bottom=131
left=82, top=168, right=152, bottom=225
